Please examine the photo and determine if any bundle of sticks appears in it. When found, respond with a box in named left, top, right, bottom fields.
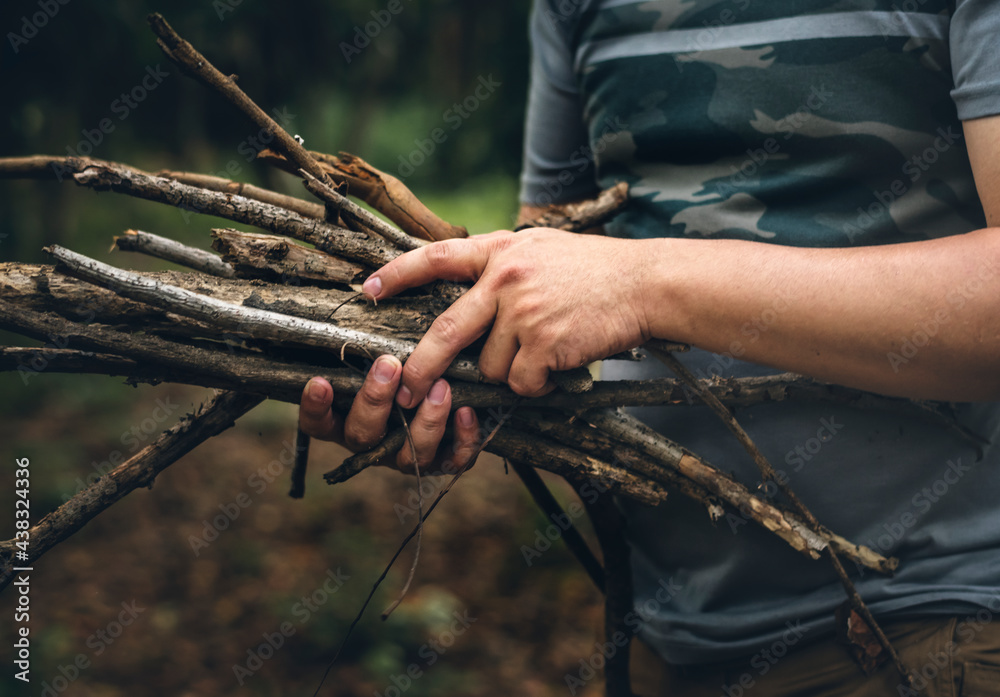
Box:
left=4, top=12, right=975, bottom=694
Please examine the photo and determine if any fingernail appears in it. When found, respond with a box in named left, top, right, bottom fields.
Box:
left=397, top=385, right=413, bottom=408
left=457, top=407, right=474, bottom=428
left=362, top=275, right=382, bottom=298
left=306, top=378, right=326, bottom=402
left=372, top=356, right=396, bottom=384
left=427, top=380, right=447, bottom=406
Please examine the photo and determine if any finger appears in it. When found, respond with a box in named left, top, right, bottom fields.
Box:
left=396, top=378, right=452, bottom=473
left=362, top=233, right=510, bottom=300
left=507, top=349, right=557, bottom=397
left=444, top=407, right=482, bottom=474
left=298, top=377, right=344, bottom=441
left=397, top=288, right=498, bottom=407
left=477, top=315, right=519, bottom=384
left=343, top=355, right=402, bottom=451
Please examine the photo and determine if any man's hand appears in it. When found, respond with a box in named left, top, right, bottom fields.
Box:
left=298, top=355, right=481, bottom=473
left=361, top=228, right=655, bottom=406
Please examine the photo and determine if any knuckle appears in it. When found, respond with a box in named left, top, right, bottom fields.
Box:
left=402, top=361, right=431, bottom=389
left=393, top=451, right=416, bottom=474
left=478, top=361, right=508, bottom=383
left=508, top=376, right=541, bottom=397
left=513, top=295, right=543, bottom=318
left=493, top=260, right=532, bottom=286
left=299, top=405, right=326, bottom=423
left=357, top=383, right=391, bottom=410
left=397, top=445, right=429, bottom=471
left=553, top=346, right=585, bottom=372
left=418, top=409, right=450, bottom=434
left=344, top=429, right=380, bottom=453
left=425, top=241, right=454, bottom=267
left=412, top=410, right=449, bottom=441
left=431, top=313, right=465, bottom=349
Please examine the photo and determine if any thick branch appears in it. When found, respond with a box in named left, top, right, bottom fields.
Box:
left=210, top=228, right=365, bottom=285
left=71, top=161, right=397, bottom=268
left=519, top=182, right=630, bottom=232
left=0, top=155, right=399, bottom=269
left=44, top=246, right=483, bottom=382
left=0, top=306, right=363, bottom=407
left=1, top=262, right=443, bottom=343
left=583, top=408, right=897, bottom=574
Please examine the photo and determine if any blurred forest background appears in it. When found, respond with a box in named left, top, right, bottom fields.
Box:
left=0, top=2, right=611, bottom=695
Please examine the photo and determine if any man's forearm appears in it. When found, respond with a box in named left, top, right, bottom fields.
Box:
left=644, top=227, right=1000, bottom=402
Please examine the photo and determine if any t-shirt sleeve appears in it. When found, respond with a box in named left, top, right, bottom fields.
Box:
left=950, top=0, right=1000, bottom=120
left=520, top=1, right=600, bottom=206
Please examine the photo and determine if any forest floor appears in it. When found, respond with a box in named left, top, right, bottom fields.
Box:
left=1, top=378, right=613, bottom=697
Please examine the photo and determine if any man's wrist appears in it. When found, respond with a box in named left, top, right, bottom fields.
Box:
left=635, top=236, right=701, bottom=346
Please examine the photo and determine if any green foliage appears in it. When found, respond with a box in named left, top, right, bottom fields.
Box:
left=1, top=1, right=532, bottom=260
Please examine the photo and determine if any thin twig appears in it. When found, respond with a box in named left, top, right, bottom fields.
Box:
left=147, top=13, right=337, bottom=193
left=155, top=169, right=326, bottom=219
left=311, top=407, right=513, bottom=697
left=380, top=407, right=423, bottom=620
left=113, top=229, right=235, bottom=278
left=299, top=169, right=425, bottom=252
left=323, top=430, right=408, bottom=485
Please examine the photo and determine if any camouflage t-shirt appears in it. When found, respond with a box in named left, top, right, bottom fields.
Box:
left=521, top=0, right=1000, bottom=667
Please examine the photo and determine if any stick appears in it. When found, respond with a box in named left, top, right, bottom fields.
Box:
left=583, top=408, right=897, bottom=574
left=0, top=313, right=896, bottom=572
left=299, top=169, right=426, bottom=252
left=44, top=245, right=483, bottom=383
left=210, top=228, right=366, bottom=286
left=155, top=169, right=325, bottom=219
left=0, top=305, right=364, bottom=408
left=0, top=391, right=263, bottom=592
left=258, top=148, right=468, bottom=241
left=508, top=460, right=605, bottom=591
left=0, top=338, right=975, bottom=442
left=289, top=427, right=310, bottom=499
left=323, top=429, right=407, bottom=485
left=646, top=347, right=915, bottom=681
left=147, top=13, right=337, bottom=194
left=487, top=429, right=670, bottom=506
left=580, top=483, right=635, bottom=697
left=0, top=155, right=398, bottom=269
left=2, top=262, right=442, bottom=344
left=518, top=182, right=630, bottom=232
left=113, top=229, right=235, bottom=277
left=71, top=161, right=398, bottom=268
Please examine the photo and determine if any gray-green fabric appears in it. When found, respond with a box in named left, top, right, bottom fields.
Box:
left=520, top=0, right=1000, bottom=667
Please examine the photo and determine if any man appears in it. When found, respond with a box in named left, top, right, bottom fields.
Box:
left=301, top=1, right=1000, bottom=694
